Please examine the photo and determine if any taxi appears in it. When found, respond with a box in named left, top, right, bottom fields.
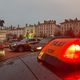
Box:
left=38, top=38, right=80, bottom=79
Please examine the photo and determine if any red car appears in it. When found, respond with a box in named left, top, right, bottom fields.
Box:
left=38, top=38, right=80, bottom=80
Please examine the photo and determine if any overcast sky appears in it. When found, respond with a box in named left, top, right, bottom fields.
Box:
left=0, top=0, right=80, bottom=26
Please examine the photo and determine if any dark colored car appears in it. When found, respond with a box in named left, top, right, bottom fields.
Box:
left=9, top=38, right=41, bottom=52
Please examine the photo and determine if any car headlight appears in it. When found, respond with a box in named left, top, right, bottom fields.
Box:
left=36, top=47, right=42, bottom=50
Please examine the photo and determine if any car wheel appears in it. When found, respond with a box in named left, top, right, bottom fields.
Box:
left=17, top=46, right=24, bottom=52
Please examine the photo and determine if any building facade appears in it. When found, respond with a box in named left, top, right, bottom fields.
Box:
left=7, top=27, right=24, bottom=37
left=0, top=29, right=7, bottom=41
left=35, top=20, right=59, bottom=37
left=60, top=18, right=80, bottom=36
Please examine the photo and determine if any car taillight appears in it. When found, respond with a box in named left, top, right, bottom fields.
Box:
left=63, top=44, right=80, bottom=63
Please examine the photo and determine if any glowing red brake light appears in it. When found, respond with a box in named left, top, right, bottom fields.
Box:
left=63, top=44, right=80, bottom=63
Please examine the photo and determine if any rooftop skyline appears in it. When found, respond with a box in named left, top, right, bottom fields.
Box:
left=0, top=0, right=80, bottom=26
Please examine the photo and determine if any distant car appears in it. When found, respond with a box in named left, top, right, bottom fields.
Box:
left=9, top=38, right=41, bottom=52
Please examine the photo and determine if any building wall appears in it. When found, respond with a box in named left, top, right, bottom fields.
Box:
left=0, top=29, right=7, bottom=41
left=35, top=20, right=58, bottom=37
left=7, top=28, right=24, bottom=37
left=60, top=18, right=80, bottom=36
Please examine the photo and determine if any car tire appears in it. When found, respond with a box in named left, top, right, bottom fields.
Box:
left=17, top=46, right=24, bottom=52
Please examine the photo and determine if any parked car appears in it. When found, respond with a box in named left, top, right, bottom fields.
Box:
left=9, top=38, right=41, bottom=52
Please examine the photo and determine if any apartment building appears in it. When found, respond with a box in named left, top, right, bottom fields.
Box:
left=60, top=18, right=80, bottom=36
left=0, top=29, right=7, bottom=41
left=7, top=27, right=24, bottom=37
left=35, top=20, right=59, bottom=37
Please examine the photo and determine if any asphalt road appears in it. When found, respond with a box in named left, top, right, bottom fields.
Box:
left=0, top=48, right=39, bottom=61
left=0, top=50, right=61, bottom=80
left=0, top=48, right=80, bottom=80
